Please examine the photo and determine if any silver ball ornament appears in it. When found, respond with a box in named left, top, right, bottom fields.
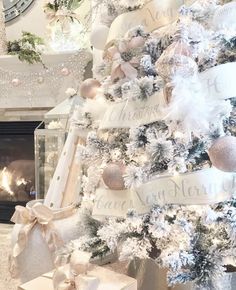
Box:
left=208, top=136, right=236, bottom=172
left=80, top=78, right=101, bottom=99
left=102, top=163, right=125, bottom=190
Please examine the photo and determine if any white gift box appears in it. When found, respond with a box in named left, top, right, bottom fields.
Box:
left=18, top=265, right=137, bottom=290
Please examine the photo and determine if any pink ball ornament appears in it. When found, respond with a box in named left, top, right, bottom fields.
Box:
left=80, top=78, right=101, bottom=99
left=102, top=163, right=125, bottom=190
left=61, top=67, right=70, bottom=76
left=208, top=136, right=236, bottom=172
left=11, top=78, right=21, bottom=87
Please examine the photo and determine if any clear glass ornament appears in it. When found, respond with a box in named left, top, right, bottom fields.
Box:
left=155, top=29, right=198, bottom=81
left=48, top=20, right=89, bottom=52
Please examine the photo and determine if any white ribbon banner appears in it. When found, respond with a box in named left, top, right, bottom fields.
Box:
left=99, top=93, right=161, bottom=129
left=93, top=168, right=236, bottom=218
left=199, top=62, right=236, bottom=100
left=106, top=0, right=194, bottom=45
left=99, top=62, right=236, bottom=130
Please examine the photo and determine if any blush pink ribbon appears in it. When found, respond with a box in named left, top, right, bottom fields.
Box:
left=9, top=203, right=64, bottom=278
left=106, top=36, right=145, bottom=82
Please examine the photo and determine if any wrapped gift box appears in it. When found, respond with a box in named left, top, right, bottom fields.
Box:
left=18, top=266, right=137, bottom=290
left=18, top=272, right=54, bottom=290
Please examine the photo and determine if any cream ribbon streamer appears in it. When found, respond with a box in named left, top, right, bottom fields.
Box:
left=106, top=0, right=195, bottom=47
left=53, top=251, right=99, bottom=290
left=10, top=203, right=64, bottom=277
left=99, top=93, right=161, bottom=129
left=99, top=62, right=236, bottom=130
left=93, top=167, right=236, bottom=218
left=199, top=62, right=236, bottom=100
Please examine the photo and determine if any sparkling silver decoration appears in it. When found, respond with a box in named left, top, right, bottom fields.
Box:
left=0, top=0, right=7, bottom=54
left=0, top=49, right=92, bottom=108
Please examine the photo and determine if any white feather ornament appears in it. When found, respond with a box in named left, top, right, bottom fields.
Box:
left=162, top=75, right=211, bottom=136
left=82, top=95, right=109, bottom=126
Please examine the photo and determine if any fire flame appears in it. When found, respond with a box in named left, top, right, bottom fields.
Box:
left=0, top=167, right=14, bottom=196
left=16, top=178, right=27, bottom=186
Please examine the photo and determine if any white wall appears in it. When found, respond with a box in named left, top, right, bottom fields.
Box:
left=6, top=1, right=47, bottom=41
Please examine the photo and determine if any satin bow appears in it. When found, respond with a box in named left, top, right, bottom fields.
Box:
left=53, top=251, right=99, bottom=290
left=46, top=8, right=79, bottom=33
left=10, top=203, right=63, bottom=277
left=106, top=36, right=145, bottom=82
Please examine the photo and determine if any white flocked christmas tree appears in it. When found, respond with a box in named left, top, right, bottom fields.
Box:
left=9, top=0, right=236, bottom=289
left=59, top=0, right=236, bottom=289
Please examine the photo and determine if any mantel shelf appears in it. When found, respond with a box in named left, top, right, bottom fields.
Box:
left=0, top=49, right=92, bottom=111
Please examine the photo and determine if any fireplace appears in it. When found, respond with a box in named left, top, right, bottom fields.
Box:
left=0, top=121, right=41, bottom=222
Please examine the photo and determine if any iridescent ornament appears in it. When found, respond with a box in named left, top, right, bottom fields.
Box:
left=80, top=78, right=101, bottom=99
left=208, top=136, right=236, bottom=172
left=155, top=39, right=198, bottom=81
left=11, top=78, right=21, bottom=87
left=102, top=163, right=125, bottom=190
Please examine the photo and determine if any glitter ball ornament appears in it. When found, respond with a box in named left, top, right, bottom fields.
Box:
left=208, top=136, right=236, bottom=172
left=102, top=163, right=125, bottom=190
left=11, top=78, right=21, bottom=87
left=155, top=39, right=198, bottom=81
left=61, top=67, right=70, bottom=76
left=80, top=78, right=101, bottom=99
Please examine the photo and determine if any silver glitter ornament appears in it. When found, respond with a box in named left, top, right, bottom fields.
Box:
left=155, top=39, right=198, bottom=81
left=102, top=163, right=125, bottom=190
left=208, top=136, right=236, bottom=172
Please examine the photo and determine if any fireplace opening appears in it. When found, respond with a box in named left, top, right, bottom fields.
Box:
left=0, top=121, right=41, bottom=222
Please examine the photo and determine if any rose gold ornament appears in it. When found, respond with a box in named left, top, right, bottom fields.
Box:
left=208, top=136, right=236, bottom=172
left=155, top=40, right=198, bottom=81
left=11, top=78, right=21, bottom=86
left=61, top=67, right=70, bottom=76
left=102, top=163, right=125, bottom=190
left=80, top=78, right=101, bottom=99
